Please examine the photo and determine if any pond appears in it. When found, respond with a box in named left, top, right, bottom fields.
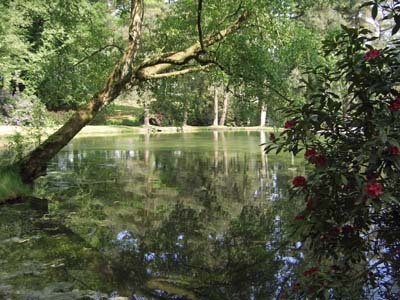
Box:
left=0, top=131, right=306, bottom=299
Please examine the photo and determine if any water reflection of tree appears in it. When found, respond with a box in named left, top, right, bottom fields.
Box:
left=34, top=132, right=305, bottom=298
left=110, top=203, right=283, bottom=299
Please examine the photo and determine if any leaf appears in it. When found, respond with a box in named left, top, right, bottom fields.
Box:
left=360, top=1, right=375, bottom=8
left=392, top=23, right=400, bottom=35
left=341, top=175, right=348, bottom=185
left=372, top=4, right=378, bottom=20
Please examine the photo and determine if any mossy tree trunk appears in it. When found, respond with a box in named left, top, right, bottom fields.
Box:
left=18, top=1, right=248, bottom=183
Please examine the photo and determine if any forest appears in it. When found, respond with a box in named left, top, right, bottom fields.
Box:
left=0, top=0, right=399, bottom=299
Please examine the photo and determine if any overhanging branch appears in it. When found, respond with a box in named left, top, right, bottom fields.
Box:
left=73, top=44, right=124, bottom=67
left=144, top=65, right=212, bottom=79
left=135, top=11, right=249, bottom=80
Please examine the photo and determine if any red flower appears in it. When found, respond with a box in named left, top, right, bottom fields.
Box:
left=311, top=155, right=327, bottom=166
left=284, top=119, right=296, bottom=129
left=363, top=49, right=381, bottom=61
left=292, top=176, right=307, bottom=187
left=304, top=148, right=327, bottom=166
left=269, top=132, right=276, bottom=141
left=366, top=182, right=383, bottom=198
left=389, top=146, right=399, bottom=155
left=303, top=267, right=320, bottom=277
left=294, top=215, right=305, bottom=220
left=304, top=148, right=317, bottom=159
left=389, top=97, right=400, bottom=112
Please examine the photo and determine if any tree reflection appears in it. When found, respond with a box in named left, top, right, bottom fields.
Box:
left=31, top=132, right=304, bottom=299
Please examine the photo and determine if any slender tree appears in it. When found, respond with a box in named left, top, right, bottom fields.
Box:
left=212, top=86, right=219, bottom=126
left=219, top=85, right=230, bottom=126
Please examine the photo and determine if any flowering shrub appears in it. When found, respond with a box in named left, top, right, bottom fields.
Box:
left=266, top=10, right=400, bottom=299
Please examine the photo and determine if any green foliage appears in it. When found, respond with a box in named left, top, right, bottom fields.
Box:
left=265, top=4, right=400, bottom=298
left=0, top=168, right=30, bottom=202
left=0, top=0, right=124, bottom=111
left=33, top=1, right=124, bottom=110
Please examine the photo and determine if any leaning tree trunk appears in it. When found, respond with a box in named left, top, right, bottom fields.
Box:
left=18, top=2, right=248, bottom=183
left=219, top=88, right=229, bottom=126
left=19, top=0, right=145, bottom=183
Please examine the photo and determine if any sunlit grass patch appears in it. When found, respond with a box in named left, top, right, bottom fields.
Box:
left=0, top=168, right=30, bottom=202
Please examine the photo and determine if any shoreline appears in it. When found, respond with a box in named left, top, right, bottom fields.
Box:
left=0, top=124, right=275, bottom=138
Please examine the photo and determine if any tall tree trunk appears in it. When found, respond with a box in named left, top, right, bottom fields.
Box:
left=182, top=110, right=188, bottom=127
left=17, top=4, right=248, bottom=183
left=213, top=86, right=219, bottom=126
left=219, top=88, right=229, bottom=126
left=260, top=103, right=267, bottom=127
left=143, top=100, right=150, bottom=127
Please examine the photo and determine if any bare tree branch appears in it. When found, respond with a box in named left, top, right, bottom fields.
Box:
left=73, top=44, right=124, bottom=67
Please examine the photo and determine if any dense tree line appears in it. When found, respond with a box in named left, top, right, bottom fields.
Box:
left=0, top=0, right=359, bottom=127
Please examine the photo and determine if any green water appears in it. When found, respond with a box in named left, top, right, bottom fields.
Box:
left=1, top=131, right=306, bottom=299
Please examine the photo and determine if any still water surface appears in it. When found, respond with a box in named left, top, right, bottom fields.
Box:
left=0, top=131, right=305, bottom=299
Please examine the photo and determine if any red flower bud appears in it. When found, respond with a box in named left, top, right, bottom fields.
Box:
left=284, top=119, right=296, bottom=129
left=304, top=148, right=317, bottom=159
left=363, top=49, right=381, bottom=61
left=292, top=176, right=307, bottom=187
left=269, top=132, right=276, bottom=141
